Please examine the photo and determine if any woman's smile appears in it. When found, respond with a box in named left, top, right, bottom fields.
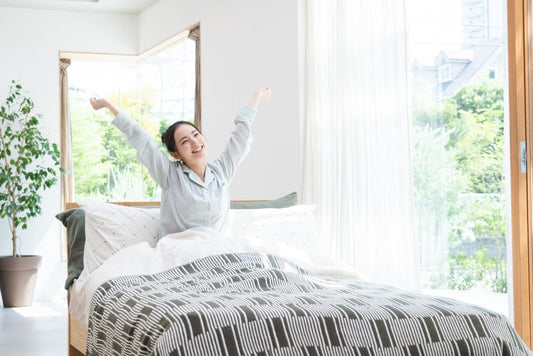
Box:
left=192, top=144, right=205, bottom=154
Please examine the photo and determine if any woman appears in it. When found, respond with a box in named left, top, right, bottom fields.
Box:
left=90, top=87, right=271, bottom=237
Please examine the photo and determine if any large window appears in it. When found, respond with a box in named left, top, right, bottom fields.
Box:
left=66, top=38, right=196, bottom=201
left=407, top=0, right=508, bottom=315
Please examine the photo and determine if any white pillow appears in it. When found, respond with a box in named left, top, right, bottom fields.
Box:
left=79, top=199, right=160, bottom=273
left=229, top=204, right=319, bottom=250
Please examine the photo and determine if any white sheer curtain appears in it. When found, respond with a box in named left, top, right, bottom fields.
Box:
left=301, top=0, right=419, bottom=290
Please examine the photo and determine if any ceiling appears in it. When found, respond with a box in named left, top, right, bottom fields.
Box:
left=0, top=0, right=158, bottom=15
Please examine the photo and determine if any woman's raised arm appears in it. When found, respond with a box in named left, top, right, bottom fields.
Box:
left=89, top=96, right=172, bottom=189
left=90, top=97, right=120, bottom=117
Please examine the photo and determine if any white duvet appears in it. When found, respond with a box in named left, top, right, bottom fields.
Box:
left=69, top=227, right=364, bottom=325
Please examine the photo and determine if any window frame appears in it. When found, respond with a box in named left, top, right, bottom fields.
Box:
left=507, top=0, right=533, bottom=347
left=60, top=24, right=200, bottom=128
left=58, top=24, right=200, bottom=258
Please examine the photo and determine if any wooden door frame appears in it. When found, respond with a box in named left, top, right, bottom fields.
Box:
left=508, top=0, right=533, bottom=347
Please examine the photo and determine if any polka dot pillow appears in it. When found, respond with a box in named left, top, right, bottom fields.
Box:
left=229, top=204, right=319, bottom=251
left=79, top=199, right=160, bottom=273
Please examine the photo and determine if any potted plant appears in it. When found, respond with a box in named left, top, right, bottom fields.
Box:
left=0, top=81, right=62, bottom=307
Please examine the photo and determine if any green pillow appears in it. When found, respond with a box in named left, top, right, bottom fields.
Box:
left=56, top=208, right=85, bottom=290
left=230, top=192, right=297, bottom=209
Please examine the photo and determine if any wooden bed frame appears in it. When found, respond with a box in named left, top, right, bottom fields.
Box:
left=64, top=199, right=264, bottom=356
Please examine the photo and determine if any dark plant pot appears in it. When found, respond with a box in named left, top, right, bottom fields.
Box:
left=0, top=255, right=42, bottom=307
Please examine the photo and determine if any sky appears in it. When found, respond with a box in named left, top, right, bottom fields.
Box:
left=406, top=0, right=464, bottom=59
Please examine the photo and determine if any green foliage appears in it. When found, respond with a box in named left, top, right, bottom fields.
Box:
left=70, top=87, right=161, bottom=201
left=413, top=75, right=507, bottom=293
left=104, top=168, right=160, bottom=201
left=448, top=194, right=506, bottom=248
left=70, top=99, right=109, bottom=195
left=412, top=124, right=459, bottom=289
left=447, top=253, right=476, bottom=290
left=0, top=81, right=62, bottom=257
left=444, top=78, right=504, bottom=194
left=412, top=124, right=458, bottom=211
left=448, top=246, right=507, bottom=293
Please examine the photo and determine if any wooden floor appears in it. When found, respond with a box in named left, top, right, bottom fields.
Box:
left=0, top=299, right=67, bottom=356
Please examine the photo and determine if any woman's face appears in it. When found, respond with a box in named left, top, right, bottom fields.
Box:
left=171, top=123, right=207, bottom=164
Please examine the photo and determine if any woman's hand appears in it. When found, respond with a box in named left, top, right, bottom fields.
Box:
left=89, top=97, right=119, bottom=116
left=248, top=88, right=271, bottom=107
left=89, top=97, right=108, bottom=111
left=257, top=87, right=271, bottom=101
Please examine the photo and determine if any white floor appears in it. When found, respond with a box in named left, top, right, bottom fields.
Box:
left=0, top=299, right=68, bottom=356
left=422, top=289, right=509, bottom=318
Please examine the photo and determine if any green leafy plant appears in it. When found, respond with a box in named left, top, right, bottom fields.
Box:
left=0, top=81, right=62, bottom=257
left=413, top=75, right=507, bottom=293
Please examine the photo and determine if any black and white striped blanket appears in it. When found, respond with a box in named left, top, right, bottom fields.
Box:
left=86, top=253, right=532, bottom=355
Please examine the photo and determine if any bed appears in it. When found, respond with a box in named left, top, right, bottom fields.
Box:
left=57, top=197, right=533, bottom=356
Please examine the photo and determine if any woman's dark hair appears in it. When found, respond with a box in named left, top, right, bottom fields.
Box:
left=161, top=121, right=202, bottom=153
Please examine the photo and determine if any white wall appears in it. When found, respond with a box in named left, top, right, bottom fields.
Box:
left=0, top=7, right=138, bottom=302
left=139, top=0, right=301, bottom=200
left=0, top=1, right=300, bottom=303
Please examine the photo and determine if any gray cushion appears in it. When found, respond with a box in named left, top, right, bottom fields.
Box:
left=56, top=208, right=85, bottom=290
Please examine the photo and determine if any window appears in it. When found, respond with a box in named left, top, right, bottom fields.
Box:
left=64, top=31, right=198, bottom=202
left=438, top=64, right=451, bottom=83
left=407, top=0, right=508, bottom=316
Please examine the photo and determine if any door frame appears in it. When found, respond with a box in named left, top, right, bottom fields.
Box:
left=508, top=0, right=533, bottom=347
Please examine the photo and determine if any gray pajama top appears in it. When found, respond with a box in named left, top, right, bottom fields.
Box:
left=111, top=105, right=257, bottom=237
